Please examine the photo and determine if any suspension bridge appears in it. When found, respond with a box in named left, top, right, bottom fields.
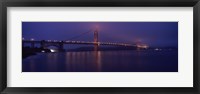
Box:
left=22, top=27, right=148, bottom=51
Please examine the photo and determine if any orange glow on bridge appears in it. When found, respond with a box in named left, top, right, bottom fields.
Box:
left=137, top=44, right=149, bottom=49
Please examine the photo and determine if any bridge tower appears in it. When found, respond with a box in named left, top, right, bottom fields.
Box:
left=94, top=26, right=99, bottom=51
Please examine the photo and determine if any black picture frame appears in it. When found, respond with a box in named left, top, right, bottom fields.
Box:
left=0, top=0, right=200, bottom=94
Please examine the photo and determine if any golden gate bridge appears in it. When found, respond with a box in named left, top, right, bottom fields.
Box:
left=22, top=27, right=148, bottom=51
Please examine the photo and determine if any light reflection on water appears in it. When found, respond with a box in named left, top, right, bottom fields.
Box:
left=22, top=50, right=178, bottom=72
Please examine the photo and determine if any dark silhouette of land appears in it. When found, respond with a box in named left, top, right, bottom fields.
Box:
left=22, top=47, right=51, bottom=58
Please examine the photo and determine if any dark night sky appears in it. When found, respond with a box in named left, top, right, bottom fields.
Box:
left=22, top=22, right=178, bottom=47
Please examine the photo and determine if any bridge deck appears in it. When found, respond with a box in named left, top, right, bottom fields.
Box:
left=22, top=40, right=138, bottom=47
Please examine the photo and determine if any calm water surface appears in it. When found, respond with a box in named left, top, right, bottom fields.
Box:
left=22, top=50, right=178, bottom=72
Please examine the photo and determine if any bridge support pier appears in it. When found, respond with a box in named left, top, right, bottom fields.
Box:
left=31, top=42, right=35, bottom=48
left=94, top=44, right=98, bottom=51
left=40, top=40, right=46, bottom=49
left=59, top=42, right=65, bottom=51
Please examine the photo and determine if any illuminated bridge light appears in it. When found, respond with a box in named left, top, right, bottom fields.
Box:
left=30, top=38, right=34, bottom=41
left=155, top=48, right=159, bottom=51
left=143, top=45, right=148, bottom=49
left=137, top=44, right=149, bottom=49
left=23, top=38, right=141, bottom=49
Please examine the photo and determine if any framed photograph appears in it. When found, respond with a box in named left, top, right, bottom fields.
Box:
left=1, top=0, right=200, bottom=94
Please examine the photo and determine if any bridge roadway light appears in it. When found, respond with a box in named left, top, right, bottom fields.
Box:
left=143, top=45, right=149, bottom=49
left=30, top=38, right=34, bottom=41
left=137, top=44, right=149, bottom=49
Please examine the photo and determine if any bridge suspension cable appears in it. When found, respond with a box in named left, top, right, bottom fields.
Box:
left=66, top=29, right=93, bottom=40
